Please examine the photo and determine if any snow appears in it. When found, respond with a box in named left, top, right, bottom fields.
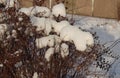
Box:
left=52, top=3, right=66, bottom=17
left=0, top=64, right=3, bottom=67
left=61, top=43, right=69, bottom=58
left=12, top=29, right=17, bottom=38
left=0, top=24, right=7, bottom=38
left=19, top=6, right=50, bottom=17
left=30, top=16, right=46, bottom=31
left=19, top=7, right=32, bottom=16
left=52, top=20, right=70, bottom=34
left=71, top=15, right=120, bottom=77
left=5, top=0, right=18, bottom=8
left=45, top=48, right=54, bottom=62
left=35, top=35, right=54, bottom=49
left=60, top=26, right=94, bottom=51
left=44, top=18, right=52, bottom=35
left=31, top=6, right=51, bottom=17
left=32, top=72, right=38, bottom=78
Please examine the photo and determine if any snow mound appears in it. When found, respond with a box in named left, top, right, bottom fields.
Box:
left=0, top=24, right=7, bottom=38
left=35, top=35, right=54, bottom=49
left=44, top=18, right=52, bottom=35
left=52, top=3, right=66, bottom=17
left=30, top=16, right=46, bottom=31
left=6, top=0, right=18, bottom=8
left=45, top=48, right=54, bottom=62
left=61, top=43, right=69, bottom=58
left=19, top=7, right=33, bottom=16
left=52, top=20, right=70, bottom=34
left=32, top=72, right=38, bottom=78
left=19, top=6, right=50, bottom=17
left=60, top=26, right=94, bottom=51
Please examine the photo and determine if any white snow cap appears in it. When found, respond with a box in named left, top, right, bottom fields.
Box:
left=44, top=18, right=52, bottom=35
left=32, top=72, right=38, bottom=78
left=35, top=35, right=54, bottom=49
left=61, top=43, right=69, bottom=58
left=60, top=26, right=94, bottom=51
left=45, top=48, right=54, bottom=62
left=6, top=0, right=18, bottom=8
left=30, top=16, right=53, bottom=35
left=19, top=7, right=32, bottom=16
left=52, top=3, right=66, bottom=17
left=19, top=6, right=50, bottom=17
left=0, top=24, right=7, bottom=37
left=12, top=29, right=17, bottom=38
left=30, top=16, right=46, bottom=31
left=0, top=64, right=3, bottom=67
left=52, top=20, right=70, bottom=34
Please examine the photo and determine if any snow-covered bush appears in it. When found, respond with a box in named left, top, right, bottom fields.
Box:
left=52, top=3, right=66, bottom=17
left=60, top=26, right=94, bottom=51
left=52, top=20, right=70, bottom=34
left=30, top=16, right=46, bottom=31
left=0, top=1, right=117, bottom=78
left=19, top=6, right=50, bottom=17
left=5, top=0, right=19, bottom=9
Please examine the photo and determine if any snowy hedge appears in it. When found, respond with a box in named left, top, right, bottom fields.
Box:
left=0, top=1, right=117, bottom=78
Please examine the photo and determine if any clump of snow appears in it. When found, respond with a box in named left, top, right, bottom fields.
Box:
left=30, top=16, right=53, bottom=35
left=12, top=29, right=17, bottom=38
left=61, top=43, right=69, bottom=58
left=0, top=24, right=7, bottom=38
left=19, top=6, right=50, bottom=17
left=35, top=35, right=62, bottom=49
left=19, top=7, right=33, bottom=16
left=60, top=26, right=94, bottom=51
left=32, top=72, right=38, bottom=78
left=52, top=20, right=70, bottom=34
left=52, top=3, right=66, bottom=17
left=35, top=35, right=54, bottom=49
left=45, top=48, right=54, bottom=62
left=44, top=18, right=52, bottom=35
left=5, top=0, right=19, bottom=8
left=18, top=17, right=23, bottom=21
left=30, top=16, right=46, bottom=31
left=0, top=64, right=3, bottom=67
left=32, top=6, right=51, bottom=17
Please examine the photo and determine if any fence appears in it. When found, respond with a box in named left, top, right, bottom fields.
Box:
left=19, top=0, right=120, bottom=19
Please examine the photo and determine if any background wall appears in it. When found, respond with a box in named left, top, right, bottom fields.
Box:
left=19, top=0, right=120, bottom=19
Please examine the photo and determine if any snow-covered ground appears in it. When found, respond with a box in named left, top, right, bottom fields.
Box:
left=70, top=15, right=120, bottom=78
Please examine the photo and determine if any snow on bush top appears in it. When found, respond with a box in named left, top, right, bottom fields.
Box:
left=45, top=47, right=54, bottom=62
left=30, top=16, right=46, bottom=31
left=0, top=24, right=7, bottom=38
left=52, top=20, right=70, bottom=34
left=60, top=26, right=94, bottom=51
left=5, top=0, right=18, bottom=8
left=61, top=43, right=69, bottom=58
left=19, top=6, right=50, bottom=17
left=52, top=3, right=66, bottom=17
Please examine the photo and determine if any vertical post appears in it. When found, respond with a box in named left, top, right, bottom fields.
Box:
left=92, top=0, right=94, bottom=16
left=49, top=0, right=52, bottom=9
left=72, top=0, right=73, bottom=20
